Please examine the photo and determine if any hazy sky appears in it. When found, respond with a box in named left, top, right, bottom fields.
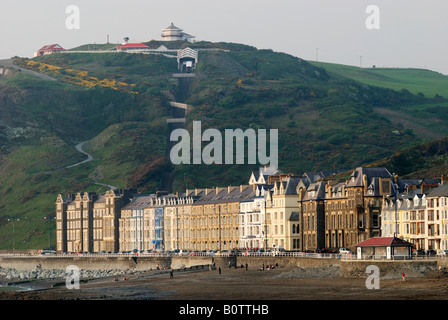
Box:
left=1, top=0, right=447, bottom=74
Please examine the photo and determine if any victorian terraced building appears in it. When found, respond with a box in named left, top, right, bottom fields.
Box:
left=381, top=177, right=445, bottom=251
left=56, top=166, right=444, bottom=254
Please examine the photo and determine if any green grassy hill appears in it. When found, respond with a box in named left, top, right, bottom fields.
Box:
left=365, top=137, right=448, bottom=179
left=0, top=41, right=447, bottom=250
left=309, top=61, right=448, bottom=99
left=308, top=61, right=448, bottom=141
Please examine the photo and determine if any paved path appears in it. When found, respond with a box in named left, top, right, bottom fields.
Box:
left=0, top=58, right=58, bottom=81
left=65, top=141, right=93, bottom=168
left=66, top=141, right=117, bottom=190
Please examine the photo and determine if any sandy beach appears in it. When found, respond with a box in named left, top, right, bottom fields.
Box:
left=1, top=263, right=448, bottom=301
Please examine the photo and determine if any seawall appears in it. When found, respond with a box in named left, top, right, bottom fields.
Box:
left=340, top=259, right=442, bottom=278
left=1, top=255, right=445, bottom=279
left=0, top=255, right=236, bottom=272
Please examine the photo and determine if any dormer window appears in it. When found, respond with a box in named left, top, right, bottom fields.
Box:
left=414, top=197, right=419, bottom=207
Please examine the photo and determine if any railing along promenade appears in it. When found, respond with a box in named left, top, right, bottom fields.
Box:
left=0, top=251, right=446, bottom=261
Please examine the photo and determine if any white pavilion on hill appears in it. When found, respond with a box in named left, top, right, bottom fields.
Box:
left=161, top=23, right=195, bottom=42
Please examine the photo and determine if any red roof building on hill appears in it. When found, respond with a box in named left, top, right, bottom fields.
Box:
left=116, top=43, right=149, bottom=51
left=34, top=44, right=66, bottom=57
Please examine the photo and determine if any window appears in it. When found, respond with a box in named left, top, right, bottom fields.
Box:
left=372, top=212, right=379, bottom=228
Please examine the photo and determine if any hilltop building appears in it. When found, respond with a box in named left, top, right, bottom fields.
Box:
left=117, top=42, right=150, bottom=52
left=177, top=47, right=198, bottom=72
left=34, top=44, right=66, bottom=57
left=161, top=23, right=195, bottom=42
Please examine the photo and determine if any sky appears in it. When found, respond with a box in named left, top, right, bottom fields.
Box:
left=1, top=0, right=447, bottom=74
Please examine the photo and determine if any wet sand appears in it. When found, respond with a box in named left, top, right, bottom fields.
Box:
left=1, top=264, right=448, bottom=301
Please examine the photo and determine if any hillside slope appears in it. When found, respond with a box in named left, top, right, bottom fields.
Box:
left=309, top=61, right=448, bottom=99
left=0, top=41, right=447, bottom=249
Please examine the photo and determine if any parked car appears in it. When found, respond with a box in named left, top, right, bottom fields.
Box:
left=338, top=248, right=353, bottom=254
left=437, top=250, right=448, bottom=256
left=39, top=250, right=56, bottom=255
left=412, top=249, right=425, bottom=256
left=426, top=249, right=437, bottom=256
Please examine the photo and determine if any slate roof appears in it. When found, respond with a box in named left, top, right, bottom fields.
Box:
left=121, top=194, right=155, bottom=210
left=94, top=195, right=105, bottom=204
left=396, top=178, right=440, bottom=193
left=289, top=211, right=300, bottom=221
left=346, top=167, right=392, bottom=188
left=303, top=169, right=347, bottom=184
left=302, top=181, right=327, bottom=201
left=193, top=186, right=255, bottom=205
left=427, top=182, right=448, bottom=197
left=328, top=181, right=346, bottom=199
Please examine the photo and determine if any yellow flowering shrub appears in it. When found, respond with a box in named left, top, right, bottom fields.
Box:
left=14, top=58, right=138, bottom=94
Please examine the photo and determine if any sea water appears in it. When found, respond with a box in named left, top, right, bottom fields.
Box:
left=0, top=285, right=31, bottom=292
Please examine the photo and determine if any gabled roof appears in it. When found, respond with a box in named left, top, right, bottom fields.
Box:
left=302, top=181, right=327, bottom=201
left=328, top=181, right=346, bottom=199
left=37, top=44, right=65, bottom=52
left=356, top=237, right=413, bottom=247
left=346, top=167, right=392, bottom=188
left=272, top=176, right=302, bottom=195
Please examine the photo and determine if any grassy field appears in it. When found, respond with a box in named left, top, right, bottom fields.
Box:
left=309, top=61, right=448, bottom=99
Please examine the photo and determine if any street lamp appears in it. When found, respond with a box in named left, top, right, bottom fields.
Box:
left=7, top=217, right=16, bottom=254
left=44, top=215, right=53, bottom=250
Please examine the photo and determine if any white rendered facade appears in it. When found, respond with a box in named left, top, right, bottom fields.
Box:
left=239, top=188, right=267, bottom=250
left=161, top=23, right=195, bottom=42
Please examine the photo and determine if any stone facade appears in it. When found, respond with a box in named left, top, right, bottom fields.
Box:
left=56, top=189, right=134, bottom=253
left=56, top=167, right=446, bottom=254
